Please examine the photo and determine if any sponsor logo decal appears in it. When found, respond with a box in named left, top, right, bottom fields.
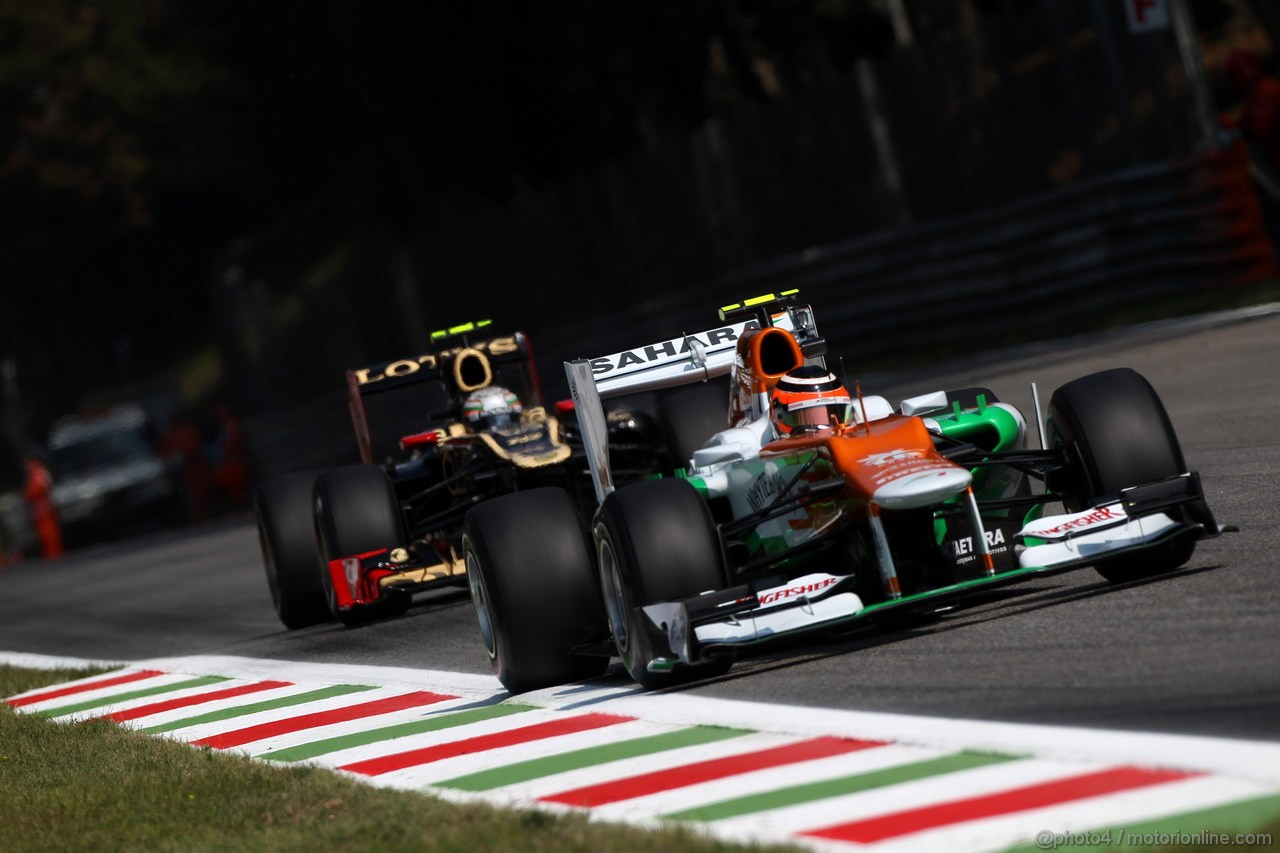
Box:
left=1036, top=505, right=1125, bottom=536
left=859, top=448, right=956, bottom=488
left=952, top=528, right=1007, bottom=561
left=354, top=337, right=519, bottom=385
left=860, top=448, right=925, bottom=467
left=590, top=328, right=740, bottom=376
left=747, top=471, right=787, bottom=512
left=756, top=576, right=840, bottom=606
left=342, top=558, right=361, bottom=597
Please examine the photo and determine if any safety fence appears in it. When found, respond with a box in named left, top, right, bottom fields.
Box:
left=243, top=142, right=1274, bottom=483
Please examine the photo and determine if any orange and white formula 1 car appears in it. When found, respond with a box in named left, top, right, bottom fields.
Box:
left=462, top=294, right=1225, bottom=693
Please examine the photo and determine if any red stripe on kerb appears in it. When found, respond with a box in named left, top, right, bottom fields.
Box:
left=542, top=736, right=885, bottom=808
left=340, top=712, right=635, bottom=777
left=805, top=766, right=1202, bottom=844
left=100, top=680, right=294, bottom=723
left=6, top=669, right=166, bottom=708
left=190, top=691, right=456, bottom=749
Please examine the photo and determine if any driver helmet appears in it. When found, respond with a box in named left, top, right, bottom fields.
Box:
left=463, top=386, right=523, bottom=432
left=770, top=365, right=851, bottom=436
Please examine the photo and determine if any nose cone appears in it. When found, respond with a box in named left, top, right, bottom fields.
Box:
left=872, top=464, right=971, bottom=509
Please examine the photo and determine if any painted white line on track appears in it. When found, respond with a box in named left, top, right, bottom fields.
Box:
left=0, top=651, right=128, bottom=671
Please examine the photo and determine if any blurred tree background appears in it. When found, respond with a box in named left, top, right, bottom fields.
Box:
left=0, top=0, right=1274, bottom=478
left=0, top=2, right=899, bottom=436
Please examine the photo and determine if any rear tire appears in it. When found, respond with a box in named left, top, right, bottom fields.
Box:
left=256, top=472, right=331, bottom=629
left=463, top=488, right=609, bottom=693
left=1049, top=368, right=1194, bottom=583
left=313, top=464, right=411, bottom=624
left=595, top=478, right=731, bottom=688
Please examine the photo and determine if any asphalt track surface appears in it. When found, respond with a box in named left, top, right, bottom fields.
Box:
left=3, top=308, right=1278, bottom=742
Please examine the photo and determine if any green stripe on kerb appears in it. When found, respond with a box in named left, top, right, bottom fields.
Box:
left=661, top=750, right=1019, bottom=822
left=261, top=703, right=537, bottom=763
left=37, top=676, right=231, bottom=717
left=1001, top=793, right=1280, bottom=853
left=437, top=725, right=751, bottom=791
left=140, top=684, right=376, bottom=734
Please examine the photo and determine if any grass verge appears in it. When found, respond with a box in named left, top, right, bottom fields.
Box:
left=1, top=665, right=798, bottom=853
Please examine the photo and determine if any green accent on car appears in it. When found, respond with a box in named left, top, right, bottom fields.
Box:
left=931, top=401, right=1024, bottom=500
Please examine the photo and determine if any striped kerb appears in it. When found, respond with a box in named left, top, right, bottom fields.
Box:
left=437, top=726, right=753, bottom=791
left=804, top=765, right=1203, bottom=844
left=141, top=684, right=377, bottom=734
left=102, top=681, right=293, bottom=723
left=6, top=669, right=165, bottom=708
left=340, top=713, right=637, bottom=777
left=190, top=690, right=455, bottom=749
left=1001, top=793, right=1280, bottom=853
left=542, top=736, right=885, bottom=807
left=36, top=676, right=232, bottom=717
left=661, top=750, right=1020, bottom=822
left=261, top=703, right=536, bottom=763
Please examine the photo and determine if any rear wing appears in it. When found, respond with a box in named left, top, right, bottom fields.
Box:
left=567, top=292, right=823, bottom=504
left=347, top=327, right=541, bottom=464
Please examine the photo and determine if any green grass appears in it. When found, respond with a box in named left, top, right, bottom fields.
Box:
left=0, top=665, right=800, bottom=853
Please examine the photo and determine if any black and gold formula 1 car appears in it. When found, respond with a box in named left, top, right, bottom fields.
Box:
left=254, top=321, right=666, bottom=628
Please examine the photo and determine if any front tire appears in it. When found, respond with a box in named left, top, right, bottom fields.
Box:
left=256, top=471, right=331, bottom=629
left=595, top=478, right=730, bottom=688
left=462, top=488, right=609, bottom=693
left=313, top=464, right=411, bottom=624
left=1049, top=368, right=1195, bottom=583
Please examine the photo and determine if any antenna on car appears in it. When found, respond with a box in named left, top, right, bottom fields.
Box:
left=855, top=381, right=871, bottom=436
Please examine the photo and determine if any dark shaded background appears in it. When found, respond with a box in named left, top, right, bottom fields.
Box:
left=1, top=0, right=1275, bottom=487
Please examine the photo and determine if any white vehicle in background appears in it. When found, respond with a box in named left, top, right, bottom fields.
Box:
left=47, top=404, right=182, bottom=546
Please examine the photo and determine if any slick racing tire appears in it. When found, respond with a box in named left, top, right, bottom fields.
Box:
left=462, top=488, right=609, bottom=694
left=658, top=379, right=729, bottom=472
left=1049, top=367, right=1195, bottom=584
left=314, top=464, right=411, bottom=625
left=595, top=478, right=732, bottom=689
left=256, top=471, right=331, bottom=629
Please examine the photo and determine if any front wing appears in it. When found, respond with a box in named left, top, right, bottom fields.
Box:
left=325, top=548, right=467, bottom=612
left=633, top=474, right=1224, bottom=675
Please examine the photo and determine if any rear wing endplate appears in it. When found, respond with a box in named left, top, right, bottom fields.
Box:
left=567, top=292, right=823, bottom=507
